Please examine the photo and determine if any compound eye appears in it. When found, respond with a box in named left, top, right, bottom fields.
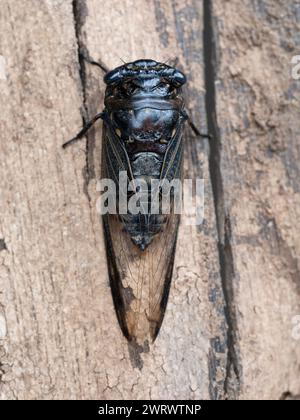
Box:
left=172, top=70, right=186, bottom=86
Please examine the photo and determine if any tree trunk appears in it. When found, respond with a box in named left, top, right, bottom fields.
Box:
left=0, top=0, right=299, bottom=400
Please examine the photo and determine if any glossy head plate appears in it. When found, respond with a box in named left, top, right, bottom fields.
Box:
left=104, top=59, right=186, bottom=87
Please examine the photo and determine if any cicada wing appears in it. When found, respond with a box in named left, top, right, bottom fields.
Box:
left=103, top=212, right=179, bottom=344
left=101, top=116, right=134, bottom=185
left=101, top=116, right=184, bottom=345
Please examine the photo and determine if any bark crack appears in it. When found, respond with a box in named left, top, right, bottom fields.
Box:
left=280, top=391, right=300, bottom=400
left=203, top=0, right=241, bottom=399
left=0, top=238, right=7, bottom=252
left=72, top=0, right=94, bottom=201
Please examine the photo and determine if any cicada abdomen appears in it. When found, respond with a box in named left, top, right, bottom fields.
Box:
left=101, top=60, right=187, bottom=345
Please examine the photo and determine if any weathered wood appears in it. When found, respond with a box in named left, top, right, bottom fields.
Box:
left=0, top=0, right=107, bottom=400
left=210, top=0, right=300, bottom=399
left=0, top=0, right=299, bottom=400
left=0, top=0, right=226, bottom=400
left=67, top=0, right=227, bottom=400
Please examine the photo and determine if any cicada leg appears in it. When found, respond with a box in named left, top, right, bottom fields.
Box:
left=79, top=52, right=109, bottom=73
left=62, top=112, right=104, bottom=149
left=181, top=109, right=212, bottom=140
left=188, top=118, right=212, bottom=140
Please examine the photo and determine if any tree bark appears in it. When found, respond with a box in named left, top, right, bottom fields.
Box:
left=208, top=0, right=300, bottom=399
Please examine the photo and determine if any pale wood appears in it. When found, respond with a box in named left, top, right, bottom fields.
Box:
left=0, top=0, right=225, bottom=400
left=0, top=0, right=299, bottom=400
left=211, top=0, right=300, bottom=399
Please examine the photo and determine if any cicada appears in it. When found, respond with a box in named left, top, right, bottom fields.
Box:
left=64, top=59, right=199, bottom=346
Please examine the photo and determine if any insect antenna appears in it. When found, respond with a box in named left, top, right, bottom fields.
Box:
left=118, top=57, right=127, bottom=65
left=162, top=57, right=171, bottom=65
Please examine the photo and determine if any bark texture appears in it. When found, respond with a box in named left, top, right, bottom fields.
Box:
left=0, top=0, right=299, bottom=400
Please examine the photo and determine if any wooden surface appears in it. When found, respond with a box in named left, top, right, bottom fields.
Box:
left=210, top=0, right=300, bottom=399
left=0, top=0, right=299, bottom=400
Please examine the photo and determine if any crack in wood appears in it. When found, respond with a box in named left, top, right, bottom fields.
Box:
left=203, top=0, right=241, bottom=399
left=72, top=0, right=95, bottom=200
left=0, top=239, right=7, bottom=252
left=280, top=391, right=300, bottom=400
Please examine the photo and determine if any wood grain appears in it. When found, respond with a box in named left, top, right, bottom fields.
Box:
left=210, top=0, right=300, bottom=399
left=0, top=0, right=226, bottom=400
left=0, top=0, right=299, bottom=400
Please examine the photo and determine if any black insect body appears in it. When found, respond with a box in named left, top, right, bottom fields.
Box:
left=64, top=59, right=197, bottom=345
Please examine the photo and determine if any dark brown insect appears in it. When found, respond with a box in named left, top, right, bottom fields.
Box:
left=64, top=58, right=207, bottom=346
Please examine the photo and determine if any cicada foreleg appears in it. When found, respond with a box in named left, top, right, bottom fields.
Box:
left=79, top=52, right=110, bottom=74
left=188, top=118, right=212, bottom=140
left=62, top=112, right=104, bottom=149
left=181, top=109, right=212, bottom=140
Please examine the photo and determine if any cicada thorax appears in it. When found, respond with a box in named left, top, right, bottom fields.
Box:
left=102, top=60, right=187, bottom=344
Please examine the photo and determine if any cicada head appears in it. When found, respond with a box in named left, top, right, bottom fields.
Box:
left=104, top=59, right=186, bottom=100
left=103, top=60, right=187, bottom=156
